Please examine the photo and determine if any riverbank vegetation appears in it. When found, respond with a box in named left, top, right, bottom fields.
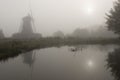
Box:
left=0, top=37, right=120, bottom=61
left=0, top=37, right=119, bottom=53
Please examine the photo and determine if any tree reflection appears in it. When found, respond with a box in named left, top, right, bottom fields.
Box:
left=0, top=53, right=20, bottom=62
left=106, top=47, right=120, bottom=80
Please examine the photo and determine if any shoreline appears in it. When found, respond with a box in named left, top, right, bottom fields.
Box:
left=0, top=37, right=119, bottom=61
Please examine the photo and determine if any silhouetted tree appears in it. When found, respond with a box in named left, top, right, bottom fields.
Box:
left=106, top=0, right=120, bottom=36
left=0, top=29, right=4, bottom=39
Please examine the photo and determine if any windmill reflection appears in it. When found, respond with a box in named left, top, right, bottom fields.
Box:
left=106, top=47, right=120, bottom=80
left=22, top=51, right=36, bottom=67
left=22, top=51, right=36, bottom=80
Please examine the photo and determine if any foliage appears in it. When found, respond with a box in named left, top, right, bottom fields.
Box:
left=107, top=48, right=120, bottom=80
left=106, top=0, right=120, bottom=35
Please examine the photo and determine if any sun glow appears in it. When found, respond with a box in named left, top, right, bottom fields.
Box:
left=87, top=7, right=94, bottom=14
left=88, top=60, right=94, bottom=67
left=84, top=4, right=95, bottom=15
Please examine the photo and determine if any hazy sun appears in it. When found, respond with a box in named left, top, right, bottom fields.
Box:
left=87, top=7, right=94, bottom=14
left=84, top=4, right=95, bottom=15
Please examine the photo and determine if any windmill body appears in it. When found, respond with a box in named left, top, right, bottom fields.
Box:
left=12, top=14, right=42, bottom=39
left=12, top=15, right=42, bottom=39
left=21, top=14, right=34, bottom=35
left=12, top=13, right=42, bottom=39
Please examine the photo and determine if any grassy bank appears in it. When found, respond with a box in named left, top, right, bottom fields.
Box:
left=0, top=37, right=119, bottom=61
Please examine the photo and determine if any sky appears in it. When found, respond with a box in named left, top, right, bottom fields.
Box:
left=0, top=0, right=117, bottom=37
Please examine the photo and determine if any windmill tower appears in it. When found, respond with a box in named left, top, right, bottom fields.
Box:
left=20, top=14, right=34, bottom=35
left=12, top=0, right=42, bottom=39
left=19, top=0, right=35, bottom=35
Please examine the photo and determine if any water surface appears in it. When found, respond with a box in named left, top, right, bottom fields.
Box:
left=0, top=45, right=119, bottom=80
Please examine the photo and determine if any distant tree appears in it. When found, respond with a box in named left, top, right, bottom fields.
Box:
left=0, top=29, right=4, bottom=39
left=106, top=0, right=120, bottom=36
left=72, top=28, right=90, bottom=38
left=53, top=31, right=64, bottom=38
left=91, top=27, right=118, bottom=38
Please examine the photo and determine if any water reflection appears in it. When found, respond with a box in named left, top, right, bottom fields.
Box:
left=0, top=45, right=119, bottom=80
left=70, top=45, right=87, bottom=56
left=22, top=51, right=36, bottom=67
left=0, top=53, right=20, bottom=62
left=107, top=47, right=120, bottom=80
left=88, top=60, right=94, bottom=67
left=22, top=51, right=36, bottom=80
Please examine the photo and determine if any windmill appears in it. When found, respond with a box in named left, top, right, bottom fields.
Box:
left=19, top=0, right=36, bottom=35
left=12, top=0, right=42, bottom=39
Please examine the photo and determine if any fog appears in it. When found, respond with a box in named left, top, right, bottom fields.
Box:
left=0, top=0, right=117, bottom=37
